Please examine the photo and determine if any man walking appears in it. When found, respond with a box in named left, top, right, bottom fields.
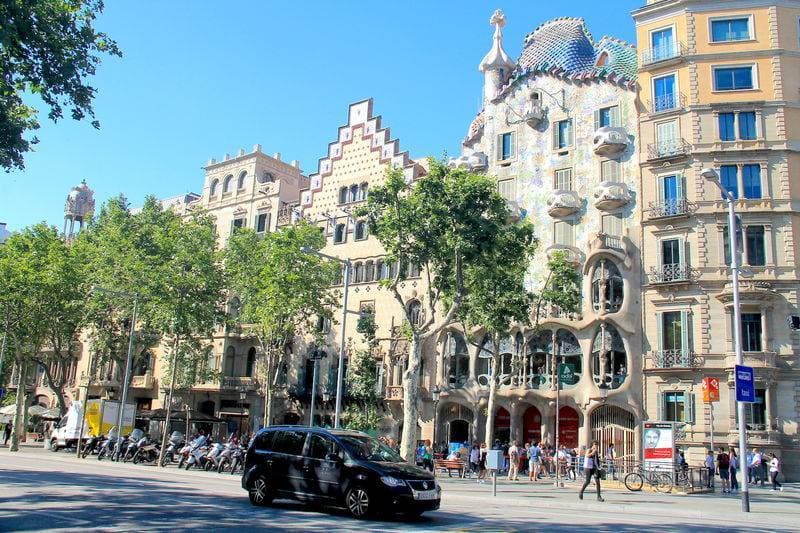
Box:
left=528, top=442, right=542, bottom=481
left=605, top=443, right=616, bottom=480
left=705, top=450, right=715, bottom=490
left=716, top=447, right=730, bottom=494
left=750, top=447, right=764, bottom=487
left=578, top=440, right=603, bottom=502
left=3, top=422, right=11, bottom=446
left=507, top=442, right=520, bottom=481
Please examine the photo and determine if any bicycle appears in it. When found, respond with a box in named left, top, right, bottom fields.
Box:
left=624, top=466, right=674, bottom=493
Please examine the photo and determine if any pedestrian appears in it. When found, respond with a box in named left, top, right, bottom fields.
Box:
left=3, top=422, right=11, bottom=445
left=716, top=446, right=730, bottom=493
left=605, top=443, right=616, bottom=480
left=750, top=447, right=764, bottom=487
left=578, top=440, right=603, bottom=502
left=529, top=441, right=542, bottom=481
left=477, top=442, right=488, bottom=484
left=422, top=439, right=434, bottom=472
left=705, top=450, right=715, bottom=490
left=769, top=453, right=783, bottom=492
left=507, top=442, right=520, bottom=481
left=729, top=447, right=739, bottom=494
left=746, top=449, right=755, bottom=484
left=469, top=443, right=480, bottom=477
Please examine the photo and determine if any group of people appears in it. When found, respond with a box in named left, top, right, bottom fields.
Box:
left=704, top=446, right=783, bottom=493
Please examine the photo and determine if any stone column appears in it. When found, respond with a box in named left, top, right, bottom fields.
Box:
left=582, top=404, right=593, bottom=448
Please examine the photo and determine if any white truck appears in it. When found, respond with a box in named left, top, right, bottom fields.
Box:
left=50, top=400, right=135, bottom=450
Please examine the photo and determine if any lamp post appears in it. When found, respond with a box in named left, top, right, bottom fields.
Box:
left=307, top=348, right=327, bottom=427
left=701, top=167, right=750, bottom=513
left=239, top=389, right=247, bottom=436
left=91, top=286, right=139, bottom=458
left=431, top=385, right=441, bottom=454
left=300, top=246, right=351, bottom=429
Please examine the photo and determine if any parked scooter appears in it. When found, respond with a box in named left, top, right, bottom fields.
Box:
left=215, top=440, right=237, bottom=473
left=132, top=435, right=160, bottom=464
left=184, top=434, right=209, bottom=470
left=203, top=441, right=227, bottom=471
left=81, top=434, right=104, bottom=458
left=97, top=428, right=119, bottom=461
left=159, top=431, right=185, bottom=467
left=121, top=429, right=145, bottom=463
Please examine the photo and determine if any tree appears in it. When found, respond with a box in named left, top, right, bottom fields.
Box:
left=342, top=310, right=382, bottom=433
left=0, top=0, right=121, bottom=171
left=533, top=250, right=582, bottom=327
left=0, top=224, right=68, bottom=451
left=224, top=221, right=338, bottom=428
left=458, top=221, right=537, bottom=446
left=358, top=160, right=519, bottom=463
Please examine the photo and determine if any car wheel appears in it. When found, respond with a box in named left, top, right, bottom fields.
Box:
left=50, top=439, right=59, bottom=452
left=248, top=475, right=272, bottom=506
left=345, top=486, right=372, bottom=519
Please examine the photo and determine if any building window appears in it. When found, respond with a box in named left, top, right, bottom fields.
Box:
left=553, top=119, right=573, bottom=150
left=595, top=106, right=620, bottom=129
left=659, top=311, right=691, bottom=362
left=745, top=389, right=766, bottom=429
left=333, top=223, right=346, bottom=244
left=258, top=171, right=274, bottom=184
left=497, top=132, right=515, bottom=161
left=719, top=113, right=736, bottom=141
left=591, top=324, right=626, bottom=389
left=554, top=220, right=575, bottom=247
left=711, top=17, right=752, bottom=42
left=662, top=391, right=687, bottom=422
left=591, top=259, right=623, bottom=313
left=739, top=112, right=757, bottom=140
left=231, top=217, right=245, bottom=234
left=554, top=168, right=573, bottom=190
left=338, top=187, right=348, bottom=205
left=745, top=225, right=766, bottom=266
left=210, top=179, right=219, bottom=197
left=650, top=27, right=676, bottom=62
left=741, top=313, right=763, bottom=351
left=719, top=111, right=757, bottom=141
left=661, top=238, right=684, bottom=268
left=224, top=346, right=236, bottom=377
left=601, top=214, right=623, bottom=238
left=447, top=332, right=469, bottom=388
left=601, top=159, right=621, bottom=181
left=222, top=174, right=234, bottom=193
left=237, top=171, right=247, bottom=190
left=246, top=347, right=256, bottom=377
left=353, top=262, right=364, bottom=283
left=359, top=183, right=368, bottom=201
left=720, top=165, right=739, bottom=198
left=316, top=315, right=331, bottom=333
left=408, top=300, right=422, bottom=326
left=255, top=212, right=270, bottom=234
left=652, top=74, right=677, bottom=112
left=658, top=174, right=685, bottom=214
left=349, top=184, right=359, bottom=203
left=713, top=66, right=754, bottom=91
left=364, top=260, right=374, bottom=282
left=375, top=260, right=385, bottom=280
left=354, top=220, right=368, bottom=241
left=742, top=164, right=761, bottom=199
left=498, top=178, right=516, bottom=201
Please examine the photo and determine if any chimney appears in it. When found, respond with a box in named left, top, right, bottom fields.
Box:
left=224, top=153, right=231, bottom=161
left=291, top=160, right=300, bottom=168
left=238, top=148, right=245, bottom=157
left=253, top=144, right=262, bottom=153
left=273, top=152, right=281, bottom=161
left=208, top=158, right=216, bottom=165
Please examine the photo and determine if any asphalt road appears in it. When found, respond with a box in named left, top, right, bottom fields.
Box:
left=0, top=447, right=797, bottom=532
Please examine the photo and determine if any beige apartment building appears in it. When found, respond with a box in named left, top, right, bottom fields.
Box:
left=634, top=0, right=800, bottom=475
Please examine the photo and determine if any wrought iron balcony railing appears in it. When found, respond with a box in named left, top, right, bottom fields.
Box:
left=652, top=350, right=697, bottom=368
left=647, top=138, right=690, bottom=160
left=646, top=198, right=691, bottom=219
left=641, top=42, right=686, bottom=66
left=647, top=92, right=686, bottom=114
left=648, top=263, right=691, bottom=284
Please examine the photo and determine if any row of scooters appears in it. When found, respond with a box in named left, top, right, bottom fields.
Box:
left=78, top=429, right=247, bottom=474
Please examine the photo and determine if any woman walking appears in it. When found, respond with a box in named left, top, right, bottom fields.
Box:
left=769, top=453, right=783, bottom=492
left=578, top=440, right=603, bottom=502
left=729, top=447, right=739, bottom=494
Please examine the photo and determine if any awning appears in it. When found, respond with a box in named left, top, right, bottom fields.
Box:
left=136, top=408, right=225, bottom=424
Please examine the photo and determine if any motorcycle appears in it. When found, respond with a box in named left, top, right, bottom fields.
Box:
left=201, top=442, right=225, bottom=471
left=160, top=431, right=185, bottom=467
left=132, top=436, right=160, bottom=464
left=215, top=441, right=237, bottom=473
left=81, top=435, right=104, bottom=458
left=227, top=444, right=246, bottom=475
left=184, top=434, right=209, bottom=470
left=97, top=429, right=119, bottom=461
left=121, top=429, right=145, bottom=463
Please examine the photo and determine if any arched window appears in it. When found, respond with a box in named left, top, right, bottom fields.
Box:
left=222, top=174, right=234, bottom=193
left=258, top=171, right=274, bottom=184
left=389, top=261, right=399, bottom=279
left=498, top=336, right=514, bottom=387
left=349, top=184, right=359, bottom=203
left=209, top=179, right=219, bottom=197
left=339, top=187, right=348, bottom=204
left=224, top=346, right=236, bottom=377
left=359, top=182, right=368, bottom=201
left=477, top=335, right=492, bottom=387
left=354, top=262, right=364, bottom=283
left=526, top=331, right=552, bottom=389
left=364, top=260, right=374, bottom=282
left=237, top=171, right=247, bottom=190
left=556, top=329, right=582, bottom=388
left=407, top=263, right=420, bottom=278
left=246, top=347, right=256, bottom=377
left=334, top=223, right=346, bottom=244
left=591, top=324, right=626, bottom=389
left=408, top=300, right=422, bottom=326
left=133, top=350, right=151, bottom=376
left=375, top=260, right=385, bottom=280
left=333, top=265, right=344, bottom=285
left=447, top=332, right=469, bottom=388
left=354, top=220, right=367, bottom=240
left=591, top=259, right=624, bottom=313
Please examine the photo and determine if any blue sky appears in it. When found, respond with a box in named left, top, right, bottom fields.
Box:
left=0, top=0, right=641, bottom=231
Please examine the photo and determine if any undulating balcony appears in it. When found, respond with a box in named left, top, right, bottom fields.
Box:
left=131, top=373, right=155, bottom=389
left=647, top=263, right=692, bottom=285
left=447, top=151, right=488, bottom=172
left=646, top=198, right=692, bottom=220
left=647, top=93, right=687, bottom=115
left=593, top=181, right=632, bottom=210
left=651, top=350, right=697, bottom=369
left=640, top=42, right=686, bottom=68
left=592, top=127, right=630, bottom=157
left=547, top=190, right=581, bottom=217
left=647, top=138, right=690, bottom=161
left=523, top=104, right=546, bottom=127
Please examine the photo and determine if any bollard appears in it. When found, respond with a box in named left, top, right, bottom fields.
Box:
left=492, top=469, right=497, bottom=497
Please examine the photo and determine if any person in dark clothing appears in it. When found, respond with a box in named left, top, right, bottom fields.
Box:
left=579, top=440, right=603, bottom=502
left=3, top=422, right=11, bottom=445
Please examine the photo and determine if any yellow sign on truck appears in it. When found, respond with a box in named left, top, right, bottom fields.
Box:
left=85, top=399, right=135, bottom=437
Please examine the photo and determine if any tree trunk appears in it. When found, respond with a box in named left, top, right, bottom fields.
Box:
left=400, top=334, right=423, bottom=464
left=39, top=360, right=68, bottom=415
left=10, top=360, right=28, bottom=452
left=157, top=335, right=180, bottom=467
left=484, top=340, right=500, bottom=446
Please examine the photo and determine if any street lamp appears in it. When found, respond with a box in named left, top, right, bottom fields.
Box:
left=239, top=388, right=247, bottom=436
left=702, top=167, right=750, bottom=513
left=307, top=348, right=327, bottom=427
left=300, top=246, right=351, bottom=429
left=91, top=286, right=139, bottom=458
left=431, top=385, right=441, bottom=453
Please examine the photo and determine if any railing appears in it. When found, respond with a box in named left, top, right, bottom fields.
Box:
left=222, top=376, right=260, bottom=391
left=648, top=263, right=690, bottom=284
left=652, top=350, right=697, bottom=368
left=646, top=199, right=690, bottom=219
left=647, top=138, right=690, bottom=160
left=641, top=42, right=686, bottom=66
left=385, top=385, right=403, bottom=400
left=647, top=92, right=686, bottom=114
left=276, top=202, right=299, bottom=226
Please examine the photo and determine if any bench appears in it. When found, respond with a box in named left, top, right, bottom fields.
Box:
left=434, top=459, right=468, bottom=478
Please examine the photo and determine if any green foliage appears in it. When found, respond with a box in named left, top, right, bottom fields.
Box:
left=355, top=309, right=376, bottom=344
left=342, top=403, right=382, bottom=434
left=0, top=0, right=121, bottom=171
left=343, top=345, right=380, bottom=433
left=534, top=250, right=582, bottom=327
left=0, top=391, right=15, bottom=408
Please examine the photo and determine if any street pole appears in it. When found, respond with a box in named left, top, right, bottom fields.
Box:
left=726, top=191, right=750, bottom=512
left=709, top=402, right=714, bottom=458
left=114, top=296, right=138, bottom=457
left=554, top=354, right=561, bottom=488
left=309, top=357, right=318, bottom=427
left=334, top=259, right=351, bottom=429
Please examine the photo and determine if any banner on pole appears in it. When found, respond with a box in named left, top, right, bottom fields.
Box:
left=702, top=377, right=720, bottom=403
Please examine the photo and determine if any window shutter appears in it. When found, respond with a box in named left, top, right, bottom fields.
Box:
left=677, top=174, right=685, bottom=200
left=509, top=132, right=516, bottom=159
left=567, top=121, right=574, bottom=146
left=496, top=135, right=503, bottom=160
left=656, top=312, right=664, bottom=351
left=686, top=391, right=695, bottom=424
left=657, top=392, right=664, bottom=421
left=611, top=106, right=620, bottom=127
left=680, top=310, right=690, bottom=354
left=658, top=176, right=665, bottom=202
left=552, top=123, right=559, bottom=149
left=593, top=110, right=600, bottom=130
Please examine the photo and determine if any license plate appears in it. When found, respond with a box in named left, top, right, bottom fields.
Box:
left=413, top=489, right=438, bottom=500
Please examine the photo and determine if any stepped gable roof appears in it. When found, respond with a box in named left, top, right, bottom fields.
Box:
left=507, top=17, right=637, bottom=92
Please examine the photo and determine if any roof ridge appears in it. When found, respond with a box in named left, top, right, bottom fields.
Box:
left=523, top=16, right=588, bottom=46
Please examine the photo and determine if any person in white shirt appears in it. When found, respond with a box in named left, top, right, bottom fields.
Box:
left=769, top=453, right=783, bottom=492
left=578, top=441, right=603, bottom=501
left=704, top=450, right=715, bottom=489
left=750, top=447, right=765, bottom=487
left=507, top=442, right=520, bottom=481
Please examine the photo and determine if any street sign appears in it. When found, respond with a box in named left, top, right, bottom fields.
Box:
left=735, top=365, right=755, bottom=403
left=702, top=377, right=720, bottom=403
left=558, top=363, right=575, bottom=384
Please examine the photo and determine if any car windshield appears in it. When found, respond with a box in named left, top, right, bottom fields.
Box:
left=337, top=435, right=404, bottom=463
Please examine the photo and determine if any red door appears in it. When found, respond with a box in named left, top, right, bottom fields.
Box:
left=523, top=406, right=542, bottom=444
left=494, top=407, right=511, bottom=443
left=558, top=406, right=579, bottom=448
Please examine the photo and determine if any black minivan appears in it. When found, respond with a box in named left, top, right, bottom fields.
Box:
left=242, top=426, right=440, bottom=519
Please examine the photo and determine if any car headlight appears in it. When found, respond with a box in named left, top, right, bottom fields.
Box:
left=380, top=476, right=406, bottom=487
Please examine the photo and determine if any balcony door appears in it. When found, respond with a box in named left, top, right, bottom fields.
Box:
left=661, top=238, right=683, bottom=268
left=655, top=120, right=677, bottom=154
left=658, top=174, right=684, bottom=215
left=651, top=27, right=674, bottom=61
left=653, top=75, right=676, bottom=112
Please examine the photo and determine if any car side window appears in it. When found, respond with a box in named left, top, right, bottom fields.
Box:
left=254, top=431, right=274, bottom=451
left=308, top=434, right=339, bottom=460
left=272, top=430, right=306, bottom=456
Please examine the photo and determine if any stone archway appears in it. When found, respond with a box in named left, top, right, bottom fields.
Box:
left=438, top=402, right=475, bottom=447
left=449, top=420, right=469, bottom=444
left=590, top=404, right=636, bottom=464
left=522, top=405, right=542, bottom=445
left=494, top=407, right=511, bottom=444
